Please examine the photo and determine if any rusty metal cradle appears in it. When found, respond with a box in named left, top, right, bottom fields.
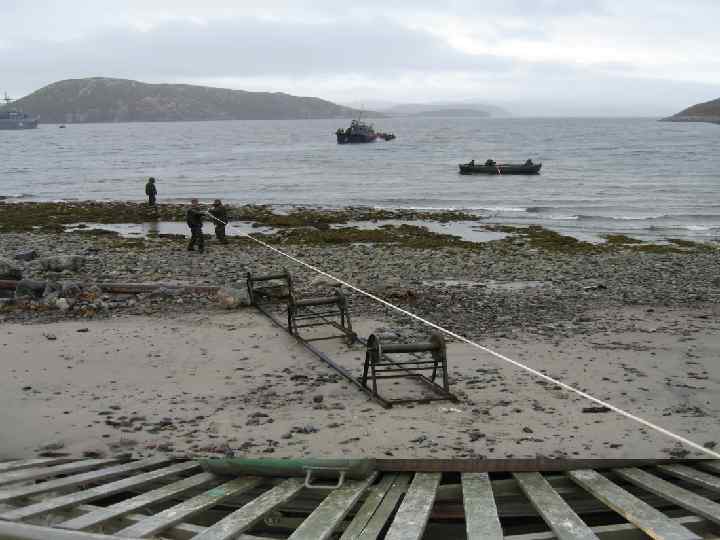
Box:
left=1, top=457, right=720, bottom=539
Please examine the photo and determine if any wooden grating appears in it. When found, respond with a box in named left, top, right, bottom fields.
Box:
left=0, top=458, right=719, bottom=539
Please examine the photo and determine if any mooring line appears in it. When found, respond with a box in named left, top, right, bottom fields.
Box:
left=207, top=213, right=720, bottom=459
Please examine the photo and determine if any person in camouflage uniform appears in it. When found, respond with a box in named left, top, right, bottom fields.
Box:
left=186, top=199, right=205, bottom=253
left=209, top=199, right=228, bottom=244
left=145, top=177, right=157, bottom=206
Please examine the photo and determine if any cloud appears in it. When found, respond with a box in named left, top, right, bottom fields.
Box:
left=1, top=1, right=719, bottom=115
left=1, top=17, right=510, bottom=83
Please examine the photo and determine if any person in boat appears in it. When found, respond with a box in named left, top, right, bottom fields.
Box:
left=186, top=199, right=205, bottom=253
left=145, top=177, right=157, bottom=207
left=485, top=159, right=496, bottom=166
left=209, top=199, right=228, bottom=245
left=468, top=160, right=475, bottom=167
left=524, top=159, right=534, bottom=166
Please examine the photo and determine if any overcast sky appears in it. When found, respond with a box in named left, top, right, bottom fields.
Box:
left=2, top=0, right=719, bottom=116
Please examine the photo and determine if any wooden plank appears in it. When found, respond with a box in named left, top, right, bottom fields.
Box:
left=514, top=472, right=598, bottom=540
left=657, top=464, right=720, bottom=493
left=0, top=457, right=173, bottom=504
left=697, top=461, right=720, bottom=475
left=568, top=469, right=701, bottom=540
left=0, top=520, right=146, bottom=540
left=0, top=458, right=75, bottom=474
left=505, top=515, right=712, bottom=540
left=192, top=478, right=305, bottom=540
left=384, top=472, right=441, bottom=540
left=288, top=474, right=378, bottom=540
left=354, top=474, right=411, bottom=540
left=0, top=461, right=199, bottom=521
left=462, top=472, right=503, bottom=540
left=116, top=476, right=262, bottom=538
left=58, top=472, right=218, bottom=531
left=614, top=467, right=720, bottom=526
left=339, top=474, right=397, bottom=540
left=0, top=459, right=117, bottom=487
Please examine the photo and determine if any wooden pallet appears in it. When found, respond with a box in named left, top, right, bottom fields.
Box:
left=1, top=458, right=720, bottom=539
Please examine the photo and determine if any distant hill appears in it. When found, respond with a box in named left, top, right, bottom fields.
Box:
left=1, top=78, right=378, bottom=123
left=405, top=108, right=491, bottom=118
left=381, top=102, right=510, bottom=117
left=662, top=97, right=720, bottom=124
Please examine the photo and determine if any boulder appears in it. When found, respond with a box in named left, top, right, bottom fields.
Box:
left=39, top=255, right=86, bottom=272
left=0, top=257, right=22, bottom=280
left=14, top=249, right=37, bottom=261
left=216, top=286, right=250, bottom=309
left=15, top=279, right=47, bottom=299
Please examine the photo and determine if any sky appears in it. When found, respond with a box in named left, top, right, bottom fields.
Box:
left=2, top=0, right=719, bottom=116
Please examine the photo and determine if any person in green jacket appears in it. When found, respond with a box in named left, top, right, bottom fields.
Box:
left=209, top=199, right=228, bottom=244
left=145, top=177, right=157, bottom=206
left=186, top=199, right=205, bottom=253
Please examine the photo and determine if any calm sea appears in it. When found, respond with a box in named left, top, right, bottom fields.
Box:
left=2, top=117, right=719, bottom=242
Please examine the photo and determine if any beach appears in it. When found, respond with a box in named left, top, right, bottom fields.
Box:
left=1, top=202, right=719, bottom=460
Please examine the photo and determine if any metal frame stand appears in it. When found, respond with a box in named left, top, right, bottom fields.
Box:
left=246, top=270, right=457, bottom=409
left=361, top=333, right=458, bottom=406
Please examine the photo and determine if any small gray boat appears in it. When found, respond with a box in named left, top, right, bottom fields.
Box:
left=459, top=159, right=541, bottom=175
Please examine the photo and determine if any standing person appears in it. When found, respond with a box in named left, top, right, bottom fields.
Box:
left=145, top=177, right=157, bottom=206
left=209, top=199, right=228, bottom=244
left=186, top=199, right=205, bottom=253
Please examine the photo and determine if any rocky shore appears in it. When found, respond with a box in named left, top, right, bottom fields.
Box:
left=1, top=202, right=719, bottom=340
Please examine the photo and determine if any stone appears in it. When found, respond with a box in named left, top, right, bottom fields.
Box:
left=216, top=286, right=250, bottom=309
left=14, top=249, right=37, bottom=261
left=39, top=255, right=86, bottom=272
left=60, top=281, right=83, bottom=299
left=0, top=257, right=22, bottom=280
left=15, top=279, right=46, bottom=299
left=56, top=298, right=71, bottom=312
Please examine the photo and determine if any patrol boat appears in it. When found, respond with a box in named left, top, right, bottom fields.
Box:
left=335, top=118, right=395, bottom=144
left=0, top=93, right=39, bottom=130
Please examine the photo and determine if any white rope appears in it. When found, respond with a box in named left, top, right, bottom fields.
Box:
left=206, top=212, right=720, bottom=459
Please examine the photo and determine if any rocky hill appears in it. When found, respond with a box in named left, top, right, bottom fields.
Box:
left=2, top=78, right=374, bottom=123
left=662, top=97, right=720, bottom=124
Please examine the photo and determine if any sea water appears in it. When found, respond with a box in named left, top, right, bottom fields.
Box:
left=2, top=117, right=718, bottom=241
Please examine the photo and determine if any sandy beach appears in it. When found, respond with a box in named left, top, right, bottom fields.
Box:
left=1, top=202, right=719, bottom=461
left=1, top=306, right=718, bottom=461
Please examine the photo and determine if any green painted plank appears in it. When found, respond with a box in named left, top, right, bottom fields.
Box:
left=289, top=473, right=378, bottom=540
left=339, top=474, right=397, bottom=540
left=0, top=457, right=75, bottom=474
left=384, top=473, right=441, bottom=540
left=514, top=472, right=598, bottom=540
left=657, top=464, right=720, bottom=493
left=568, top=469, right=701, bottom=540
left=58, top=472, right=217, bottom=530
left=0, top=461, right=199, bottom=521
left=192, top=478, right=305, bottom=540
left=0, top=459, right=117, bottom=487
left=0, top=457, right=173, bottom=504
left=356, top=474, right=411, bottom=540
left=116, top=476, right=262, bottom=538
left=615, top=467, right=720, bottom=526
left=462, top=472, right=503, bottom=540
